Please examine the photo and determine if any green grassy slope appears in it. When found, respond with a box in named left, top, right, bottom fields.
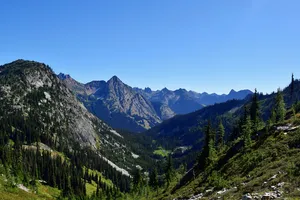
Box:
left=154, top=111, right=300, bottom=200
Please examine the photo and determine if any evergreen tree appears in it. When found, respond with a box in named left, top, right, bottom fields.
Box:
left=250, top=89, right=260, bottom=132
left=291, top=73, right=295, bottom=101
left=132, top=169, right=142, bottom=192
left=178, top=163, right=187, bottom=176
left=217, top=120, right=225, bottom=149
left=242, top=116, right=252, bottom=149
left=149, top=168, right=158, bottom=192
left=269, top=108, right=276, bottom=126
left=275, top=88, right=286, bottom=123
left=203, top=120, right=212, bottom=158
left=292, top=104, right=297, bottom=122
left=207, top=136, right=217, bottom=164
left=165, top=154, right=174, bottom=187
left=198, top=120, right=217, bottom=168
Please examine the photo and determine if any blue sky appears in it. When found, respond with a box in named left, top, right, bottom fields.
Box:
left=1, top=0, right=300, bottom=94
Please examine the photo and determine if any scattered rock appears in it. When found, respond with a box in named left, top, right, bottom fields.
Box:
left=268, top=174, right=277, bottom=181
left=242, top=193, right=252, bottom=200
left=38, top=180, right=47, bottom=184
left=270, top=185, right=277, bottom=191
left=276, top=124, right=300, bottom=132
left=17, top=184, right=30, bottom=193
left=188, top=193, right=203, bottom=200
left=277, top=182, right=284, bottom=188
left=216, top=188, right=227, bottom=195
left=263, top=181, right=268, bottom=185
left=205, top=188, right=213, bottom=193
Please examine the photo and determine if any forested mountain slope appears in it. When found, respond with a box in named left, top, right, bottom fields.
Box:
left=124, top=77, right=300, bottom=200
left=0, top=60, right=152, bottom=199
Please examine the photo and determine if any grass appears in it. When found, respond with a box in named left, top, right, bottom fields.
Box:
left=85, top=168, right=114, bottom=187
left=153, top=146, right=171, bottom=157
left=156, top=118, right=300, bottom=200
left=86, top=180, right=97, bottom=196
left=83, top=167, right=115, bottom=197
left=0, top=175, right=59, bottom=200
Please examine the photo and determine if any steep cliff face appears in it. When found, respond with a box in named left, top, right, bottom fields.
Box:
left=60, top=74, right=164, bottom=132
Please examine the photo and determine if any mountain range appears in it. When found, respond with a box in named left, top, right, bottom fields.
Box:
left=58, top=73, right=252, bottom=132
left=1, top=59, right=300, bottom=200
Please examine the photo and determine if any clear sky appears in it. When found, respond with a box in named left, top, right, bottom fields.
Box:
left=1, top=0, right=300, bottom=94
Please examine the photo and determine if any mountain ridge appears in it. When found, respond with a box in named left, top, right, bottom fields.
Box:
left=58, top=72, right=252, bottom=132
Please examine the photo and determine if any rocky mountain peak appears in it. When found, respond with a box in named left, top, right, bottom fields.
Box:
left=144, top=87, right=152, bottom=93
left=161, top=87, right=171, bottom=93
left=229, top=89, right=237, bottom=95
left=108, top=75, right=122, bottom=84
left=175, top=88, right=188, bottom=94
left=57, top=73, right=71, bottom=80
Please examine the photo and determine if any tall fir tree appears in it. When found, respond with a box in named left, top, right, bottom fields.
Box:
left=132, top=169, right=142, bottom=193
left=275, top=88, right=286, bottom=123
left=149, top=167, right=159, bottom=192
left=198, top=120, right=217, bottom=166
left=242, top=116, right=252, bottom=149
left=291, top=73, right=295, bottom=102
left=217, top=120, right=225, bottom=149
left=165, top=154, right=174, bottom=187
left=250, top=89, right=261, bottom=132
left=207, top=133, right=217, bottom=164
left=269, top=108, right=277, bottom=126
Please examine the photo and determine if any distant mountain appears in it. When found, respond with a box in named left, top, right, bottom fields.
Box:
left=142, top=79, right=300, bottom=167
left=59, top=74, right=169, bottom=132
left=58, top=73, right=251, bottom=132
left=134, top=87, right=252, bottom=114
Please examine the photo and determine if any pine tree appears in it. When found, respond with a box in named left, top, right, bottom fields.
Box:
left=149, top=168, right=158, bottom=192
left=132, top=169, right=142, bottom=193
left=165, top=154, right=174, bottom=187
left=292, top=104, right=297, bottom=122
left=291, top=73, right=295, bottom=102
left=250, top=89, right=260, bottom=132
left=198, top=120, right=216, bottom=168
left=242, top=116, right=252, bottom=149
left=203, top=120, right=212, bottom=158
left=275, top=88, right=286, bottom=123
left=208, top=137, right=217, bottom=164
left=269, top=108, right=276, bottom=126
left=217, top=120, right=225, bottom=149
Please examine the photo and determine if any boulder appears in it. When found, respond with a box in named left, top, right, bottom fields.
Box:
left=242, top=193, right=252, bottom=200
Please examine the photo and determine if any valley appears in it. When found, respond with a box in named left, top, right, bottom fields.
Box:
left=0, top=60, right=300, bottom=199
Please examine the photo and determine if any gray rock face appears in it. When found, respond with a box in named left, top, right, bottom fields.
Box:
left=0, top=60, right=136, bottom=173
left=60, top=74, right=164, bottom=132
left=0, top=60, right=108, bottom=148
left=96, top=76, right=162, bottom=129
